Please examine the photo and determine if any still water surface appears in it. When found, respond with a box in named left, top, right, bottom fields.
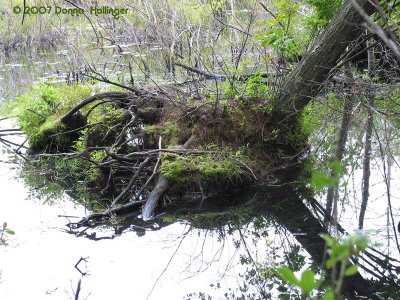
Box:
left=0, top=156, right=251, bottom=299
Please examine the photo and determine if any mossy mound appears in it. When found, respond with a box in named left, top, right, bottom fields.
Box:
left=29, top=112, right=86, bottom=153
left=160, top=150, right=252, bottom=188
left=6, top=82, right=311, bottom=211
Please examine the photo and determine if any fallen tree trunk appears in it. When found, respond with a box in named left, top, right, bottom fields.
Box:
left=273, top=0, right=375, bottom=119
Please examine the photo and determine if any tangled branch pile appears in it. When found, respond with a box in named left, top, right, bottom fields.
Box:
left=4, top=80, right=308, bottom=226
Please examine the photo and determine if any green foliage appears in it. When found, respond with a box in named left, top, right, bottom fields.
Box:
left=256, top=0, right=306, bottom=59
left=299, top=103, right=323, bottom=138
left=3, top=84, right=60, bottom=144
left=143, top=121, right=181, bottom=147
left=311, top=161, right=344, bottom=191
left=304, top=0, right=343, bottom=30
left=2, top=83, right=92, bottom=150
left=206, top=0, right=225, bottom=12
left=5, top=82, right=126, bottom=208
left=16, top=158, right=66, bottom=203
left=278, top=232, right=369, bottom=298
left=0, top=222, right=15, bottom=246
left=376, top=89, right=400, bottom=128
left=243, top=73, right=270, bottom=99
left=220, top=62, right=271, bottom=101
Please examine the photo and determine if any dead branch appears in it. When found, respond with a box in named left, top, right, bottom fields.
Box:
left=174, top=61, right=278, bottom=82
left=60, top=92, right=133, bottom=123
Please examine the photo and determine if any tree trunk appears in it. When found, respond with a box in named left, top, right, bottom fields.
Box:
left=273, top=0, right=374, bottom=119
left=142, top=175, right=169, bottom=221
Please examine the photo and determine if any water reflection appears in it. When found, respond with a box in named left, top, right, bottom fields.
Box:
left=5, top=151, right=400, bottom=299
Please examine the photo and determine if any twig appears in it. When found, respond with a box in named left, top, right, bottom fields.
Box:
left=74, top=257, right=89, bottom=276
left=74, top=279, right=81, bottom=300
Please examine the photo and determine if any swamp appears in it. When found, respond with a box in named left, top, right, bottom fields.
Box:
left=1, top=0, right=400, bottom=299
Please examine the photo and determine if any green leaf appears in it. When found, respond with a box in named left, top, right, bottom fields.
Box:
left=311, top=171, right=333, bottom=190
left=326, top=256, right=337, bottom=268
left=299, top=270, right=315, bottom=294
left=344, top=265, right=358, bottom=276
left=3, top=222, right=7, bottom=230
left=329, top=161, right=344, bottom=177
left=352, top=232, right=369, bottom=251
left=330, top=244, right=349, bottom=260
left=6, top=229, right=15, bottom=235
left=323, top=289, right=334, bottom=300
left=278, top=267, right=300, bottom=286
left=320, top=234, right=336, bottom=248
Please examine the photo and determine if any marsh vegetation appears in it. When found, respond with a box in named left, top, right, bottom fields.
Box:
left=1, top=0, right=400, bottom=298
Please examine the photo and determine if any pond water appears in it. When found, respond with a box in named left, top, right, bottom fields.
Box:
left=1, top=48, right=400, bottom=299
left=0, top=147, right=311, bottom=300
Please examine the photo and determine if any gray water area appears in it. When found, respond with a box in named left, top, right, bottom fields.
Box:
left=0, top=155, right=252, bottom=299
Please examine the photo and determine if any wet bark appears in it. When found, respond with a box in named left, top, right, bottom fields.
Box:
left=142, top=175, right=169, bottom=221
left=142, top=135, right=197, bottom=220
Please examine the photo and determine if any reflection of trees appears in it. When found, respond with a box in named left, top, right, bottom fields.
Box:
left=25, top=157, right=399, bottom=298
left=61, top=181, right=400, bottom=297
left=175, top=186, right=400, bottom=299
left=16, top=160, right=67, bottom=205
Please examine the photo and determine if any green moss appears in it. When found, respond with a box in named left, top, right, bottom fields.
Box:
left=162, top=122, right=180, bottom=145
left=85, top=108, right=126, bottom=148
left=161, top=155, right=190, bottom=183
left=160, top=150, right=251, bottom=186
left=28, top=115, right=65, bottom=151
left=143, top=121, right=181, bottom=148
left=4, top=83, right=93, bottom=152
left=39, top=115, right=61, bottom=132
